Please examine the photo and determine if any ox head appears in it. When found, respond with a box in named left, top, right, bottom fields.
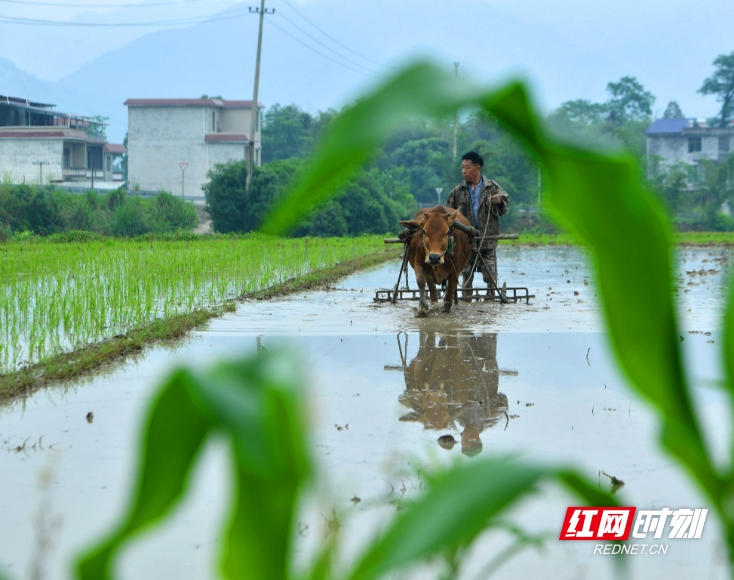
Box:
left=400, top=210, right=459, bottom=266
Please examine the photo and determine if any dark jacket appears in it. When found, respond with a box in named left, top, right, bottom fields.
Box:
left=445, top=176, right=509, bottom=250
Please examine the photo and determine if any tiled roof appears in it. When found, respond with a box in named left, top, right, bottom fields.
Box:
left=124, top=98, right=264, bottom=108
left=646, top=118, right=692, bottom=135
left=104, top=143, right=127, bottom=154
left=0, top=130, right=92, bottom=141
left=204, top=134, right=249, bottom=143
left=0, top=94, right=55, bottom=108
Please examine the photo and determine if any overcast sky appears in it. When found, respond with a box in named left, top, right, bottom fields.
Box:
left=1, top=0, right=732, bottom=123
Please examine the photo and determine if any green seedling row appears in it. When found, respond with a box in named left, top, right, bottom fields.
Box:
left=0, top=234, right=386, bottom=373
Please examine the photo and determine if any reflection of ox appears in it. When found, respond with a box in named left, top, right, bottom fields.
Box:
left=399, top=206, right=472, bottom=313
left=396, top=331, right=508, bottom=457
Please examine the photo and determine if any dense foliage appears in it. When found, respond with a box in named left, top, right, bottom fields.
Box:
left=203, top=158, right=415, bottom=236
left=0, top=181, right=197, bottom=240
left=203, top=52, right=734, bottom=234
left=699, top=50, right=734, bottom=127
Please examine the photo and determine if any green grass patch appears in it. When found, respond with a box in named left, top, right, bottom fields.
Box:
left=0, top=247, right=399, bottom=398
left=1, top=234, right=400, bottom=380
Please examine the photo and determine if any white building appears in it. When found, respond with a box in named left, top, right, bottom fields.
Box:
left=0, top=94, right=125, bottom=188
left=646, top=117, right=734, bottom=186
left=124, top=98, right=264, bottom=195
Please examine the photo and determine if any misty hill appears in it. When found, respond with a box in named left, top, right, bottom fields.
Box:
left=3, top=0, right=731, bottom=143
left=0, top=57, right=115, bottom=133
left=53, top=0, right=605, bottom=143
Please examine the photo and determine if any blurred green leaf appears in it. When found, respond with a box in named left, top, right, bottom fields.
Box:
left=73, top=60, right=734, bottom=580
left=262, top=60, right=722, bottom=504
left=346, top=458, right=619, bottom=580
left=76, top=369, right=212, bottom=580
left=76, top=352, right=311, bottom=580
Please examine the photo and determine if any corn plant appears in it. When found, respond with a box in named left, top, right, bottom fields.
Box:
left=70, top=60, right=709, bottom=580
left=24, top=61, right=723, bottom=580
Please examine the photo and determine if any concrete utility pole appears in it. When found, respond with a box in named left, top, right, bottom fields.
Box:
left=537, top=165, right=541, bottom=206
left=32, top=161, right=49, bottom=186
left=452, top=62, right=459, bottom=160
left=180, top=162, right=188, bottom=199
left=246, top=0, right=275, bottom=192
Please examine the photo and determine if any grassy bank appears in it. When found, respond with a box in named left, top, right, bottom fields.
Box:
left=1, top=234, right=399, bottom=384
left=500, top=232, right=734, bottom=246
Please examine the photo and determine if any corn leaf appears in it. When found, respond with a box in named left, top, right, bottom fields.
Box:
left=346, top=458, right=620, bottom=580
left=262, top=61, right=723, bottom=503
left=75, top=352, right=310, bottom=580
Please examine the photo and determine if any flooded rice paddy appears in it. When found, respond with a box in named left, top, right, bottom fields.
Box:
left=0, top=236, right=387, bottom=372
left=0, top=245, right=731, bottom=579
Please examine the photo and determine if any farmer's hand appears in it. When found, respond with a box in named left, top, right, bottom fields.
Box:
left=491, top=194, right=502, bottom=204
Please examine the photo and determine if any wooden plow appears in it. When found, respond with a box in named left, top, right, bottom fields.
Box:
left=375, top=224, right=534, bottom=305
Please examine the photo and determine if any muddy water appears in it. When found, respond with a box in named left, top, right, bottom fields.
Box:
left=0, top=246, right=731, bottom=580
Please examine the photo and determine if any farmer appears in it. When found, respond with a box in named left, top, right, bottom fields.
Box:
left=445, top=151, right=509, bottom=296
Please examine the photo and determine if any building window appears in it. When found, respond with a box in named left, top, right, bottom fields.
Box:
left=687, top=164, right=698, bottom=183
left=106, top=156, right=111, bottom=172
left=688, top=137, right=702, bottom=153
left=720, top=135, right=730, bottom=152
left=211, top=111, right=215, bottom=133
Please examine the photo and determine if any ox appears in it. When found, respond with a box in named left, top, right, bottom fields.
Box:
left=397, top=331, right=508, bottom=457
left=399, top=205, right=472, bottom=313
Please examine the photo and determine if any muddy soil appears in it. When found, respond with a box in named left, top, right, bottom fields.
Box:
left=0, top=246, right=731, bottom=580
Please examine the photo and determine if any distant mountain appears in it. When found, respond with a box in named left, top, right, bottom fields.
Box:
left=0, top=0, right=242, bottom=81
left=0, top=57, right=117, bottom=136
left=3, top=0, right=731, bottom=143
left=54, top=0, right=589, bottom=143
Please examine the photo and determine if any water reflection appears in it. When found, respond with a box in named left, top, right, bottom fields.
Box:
left=387, top=331, right=511, bottom=457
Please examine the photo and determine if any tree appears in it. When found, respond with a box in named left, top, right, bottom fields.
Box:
left=546, top=77, right=656, bottom=159
left=555, top=99, right=607, bottom=126
left=647, top=156, right=688, bottom=216
left=260, top=104, right=336, bottom=163
left=121, top=132, right=128, bottom=180
left=698, top=51, right=734, bottom=128
left=261, top=104, right=314, bottom=163
left=605, top=76, right=655, bottom=126
left=695, top=153, right=734, bottom=229
left=389, top=137, right=451, bottom=204
left=86, top=115, right=109, bottom=141
left=200, top=94, right=223, bottom=99
left=662, top=101, right=685, bottom=119
left=204, top=158, right=412, bottom=236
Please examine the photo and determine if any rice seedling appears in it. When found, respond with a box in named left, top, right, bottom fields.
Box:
left=0, top=234, right=391, bottom=374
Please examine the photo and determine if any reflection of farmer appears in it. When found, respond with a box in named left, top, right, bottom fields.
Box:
left=445, top=151, right=509, bottom=295
left=398, top=331, right=508, bottom=457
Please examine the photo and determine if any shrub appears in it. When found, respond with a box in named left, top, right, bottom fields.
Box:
left=111, top=197, right=153, bottom=237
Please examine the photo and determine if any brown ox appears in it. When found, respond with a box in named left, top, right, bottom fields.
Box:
left=399, top=205, right=472, bottom=313
left=397, top=331, right=508, bottom=457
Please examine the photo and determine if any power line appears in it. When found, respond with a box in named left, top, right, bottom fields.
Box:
left=0, top=6, right=250, bottom=26
left=0, top=0, right=205, bottom=7
left=280, top=0, right=395, bottom=70
left=276, top=11, right=383, bottom=78
left=267, top=18, right=385, bottom=80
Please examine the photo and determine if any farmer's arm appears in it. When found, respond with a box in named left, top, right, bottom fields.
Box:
left=445, top=187, right=458, bottom=209
left=490, top=184, right=509, bottom=216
